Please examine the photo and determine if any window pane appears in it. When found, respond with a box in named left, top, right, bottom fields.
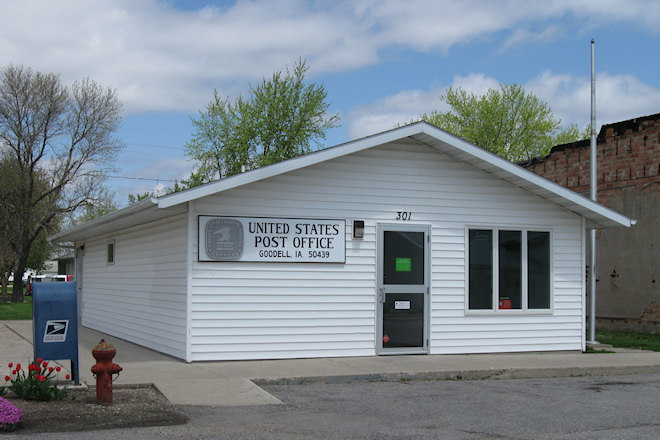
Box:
left=383, top=231, right=424, bottom=285
left=107, top=242, right=114, bottom=264
left=498, top=230, right=522, bottom=309
left=528, top=231, right=550, bottom=309
left=469, top=229, right=492, bottom=309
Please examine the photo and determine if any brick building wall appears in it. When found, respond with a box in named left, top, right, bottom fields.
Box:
left=522, top=113, right=659, bottom=331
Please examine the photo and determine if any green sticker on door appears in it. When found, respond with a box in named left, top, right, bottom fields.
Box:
left=395, top=257, right=412, bottom=272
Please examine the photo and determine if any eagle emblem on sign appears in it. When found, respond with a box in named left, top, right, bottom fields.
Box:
left=205, top=218, right=244, bottom=260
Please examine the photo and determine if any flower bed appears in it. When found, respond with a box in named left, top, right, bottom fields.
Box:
left=4, top=359, right=69, bottom=401
left=2, top=385, right=187, bottom=434
left=0, top=396, right=23, bottom=432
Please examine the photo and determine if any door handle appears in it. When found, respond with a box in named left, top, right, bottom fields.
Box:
left=379, top=287, right=386, bottom=304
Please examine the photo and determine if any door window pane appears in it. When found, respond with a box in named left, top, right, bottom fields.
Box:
left=469, top=229, right=492, bottom=309
left=383, top=231, right=425, bottom=285
left=528, top=231, right=550, bottom=309
left=498, top=230, right=522, bottom=309
left=382, top=292, right=424, bottom=347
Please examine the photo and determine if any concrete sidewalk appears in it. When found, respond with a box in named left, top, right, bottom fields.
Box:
left=3, top=320, right=660, bottom=407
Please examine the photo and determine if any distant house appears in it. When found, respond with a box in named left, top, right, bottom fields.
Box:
left=522, top=113, right=659, bottom=332
left=55, top=249, right=75, bottom=276
left=51, top=122, right=631, bottom=362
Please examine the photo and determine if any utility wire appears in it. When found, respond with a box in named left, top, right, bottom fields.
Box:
left=106, top=175, right=177, bottom=182
left=124, top=142, right=183, bottom=150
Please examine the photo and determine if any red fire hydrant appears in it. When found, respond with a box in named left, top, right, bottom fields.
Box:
left=91, top=339, right=122, bottom=405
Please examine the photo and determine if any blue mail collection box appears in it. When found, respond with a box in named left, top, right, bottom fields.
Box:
left=32, top=282, right=80, bottom=384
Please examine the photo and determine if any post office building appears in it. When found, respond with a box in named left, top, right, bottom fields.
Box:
left=52, top=122, right=633, bottom=362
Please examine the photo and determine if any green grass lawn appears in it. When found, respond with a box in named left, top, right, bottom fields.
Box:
left=596, top=330, right=660, bottom=352
left=0, top=295, right=32, bottom=320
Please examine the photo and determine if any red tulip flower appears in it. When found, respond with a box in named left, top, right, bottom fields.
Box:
left=8, top=362, right=12, bottom=368
left=4, top=375, right=9, bottom=382
left=36, top=358, right=42, bottom=364
left=55, top=366, right=61, bottom=372
left=49, top=367, right=54, bottom=373
left=65, top=374, right=70, bottom=380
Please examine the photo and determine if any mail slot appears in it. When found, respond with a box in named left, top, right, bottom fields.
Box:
left=32, top=282, right=80, bottom=384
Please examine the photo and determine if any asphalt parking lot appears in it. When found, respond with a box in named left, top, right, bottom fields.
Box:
left=13, top=373, right=660, bottom=440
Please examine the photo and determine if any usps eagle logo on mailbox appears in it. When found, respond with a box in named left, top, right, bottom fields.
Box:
left=43, top=320, right=69, bottom=343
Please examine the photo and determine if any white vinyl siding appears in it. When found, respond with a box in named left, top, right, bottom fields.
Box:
left=188, top=139, right=585, bottom=360
left=80, top=214, right=188, bottom=359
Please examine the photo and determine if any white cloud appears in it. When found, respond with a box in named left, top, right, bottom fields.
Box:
left=348, top=70, right=660, bottom=139
left=1, top=0, right=658, bottom=115
left=347, top=73, right=500, bottom=138
left=526, top=70, right=660, bottom=129
left=347, top=88, right=440, bottom=138
left=501, top=24, right=561, bottom=51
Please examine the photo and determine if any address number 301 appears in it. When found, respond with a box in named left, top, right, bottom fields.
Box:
left=396, top=211, right=412, bottom=220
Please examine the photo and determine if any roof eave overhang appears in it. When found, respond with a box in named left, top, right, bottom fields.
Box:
left=49, top=198, right=187, bottom=243
left=408, top=125, right=633, bottom=229
left=155, top=124, right=427, bottom=209
left=51, top=122, right=632, bottom=243
left=159, top=122, right=633, bottom=228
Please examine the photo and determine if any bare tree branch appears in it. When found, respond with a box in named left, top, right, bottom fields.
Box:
left=0, top=64, right=123, bottom=302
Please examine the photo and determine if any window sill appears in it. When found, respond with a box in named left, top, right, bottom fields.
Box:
left=466, top=309, right=554, bottom=316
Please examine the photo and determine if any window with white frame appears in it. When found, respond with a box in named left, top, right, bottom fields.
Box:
left=468, top=228, right=551, bottom=311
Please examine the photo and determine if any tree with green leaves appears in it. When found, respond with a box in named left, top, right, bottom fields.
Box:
left=418, top=84, right=586, bottom=162
left=185, top=60, right=340, bottom=181
left=126, top=169, right=209, bottom=205
left=127, top=192, right=152, bottom=205
left=0, top=64, right=123, bottom=302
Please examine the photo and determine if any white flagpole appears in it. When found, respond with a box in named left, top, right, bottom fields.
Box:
left=588, top=38, right=598, bottom=344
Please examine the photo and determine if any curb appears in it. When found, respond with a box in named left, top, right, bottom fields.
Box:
left=253, top=364, right=660, bottom=386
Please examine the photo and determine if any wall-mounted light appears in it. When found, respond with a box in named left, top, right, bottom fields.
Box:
left=353, top=220, right=365, bottom=239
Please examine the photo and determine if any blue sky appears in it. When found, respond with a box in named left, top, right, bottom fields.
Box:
left=1, top=0, right=659, bottom=206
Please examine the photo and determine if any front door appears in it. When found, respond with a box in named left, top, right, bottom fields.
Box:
left=377, top=225, right=429, bottom=354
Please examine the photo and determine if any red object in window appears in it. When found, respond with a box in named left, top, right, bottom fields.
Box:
left=382, top=334, right=391, bottom=344
left=499, top=298, right=512, bottom=309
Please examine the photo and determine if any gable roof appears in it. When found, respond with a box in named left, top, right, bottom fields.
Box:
left=51, top=122, right=633, bottom=243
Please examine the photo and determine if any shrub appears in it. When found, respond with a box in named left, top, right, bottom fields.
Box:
left=4, top=360, right=69, bottom=401
left=0, top=396, right=23, bottom=432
